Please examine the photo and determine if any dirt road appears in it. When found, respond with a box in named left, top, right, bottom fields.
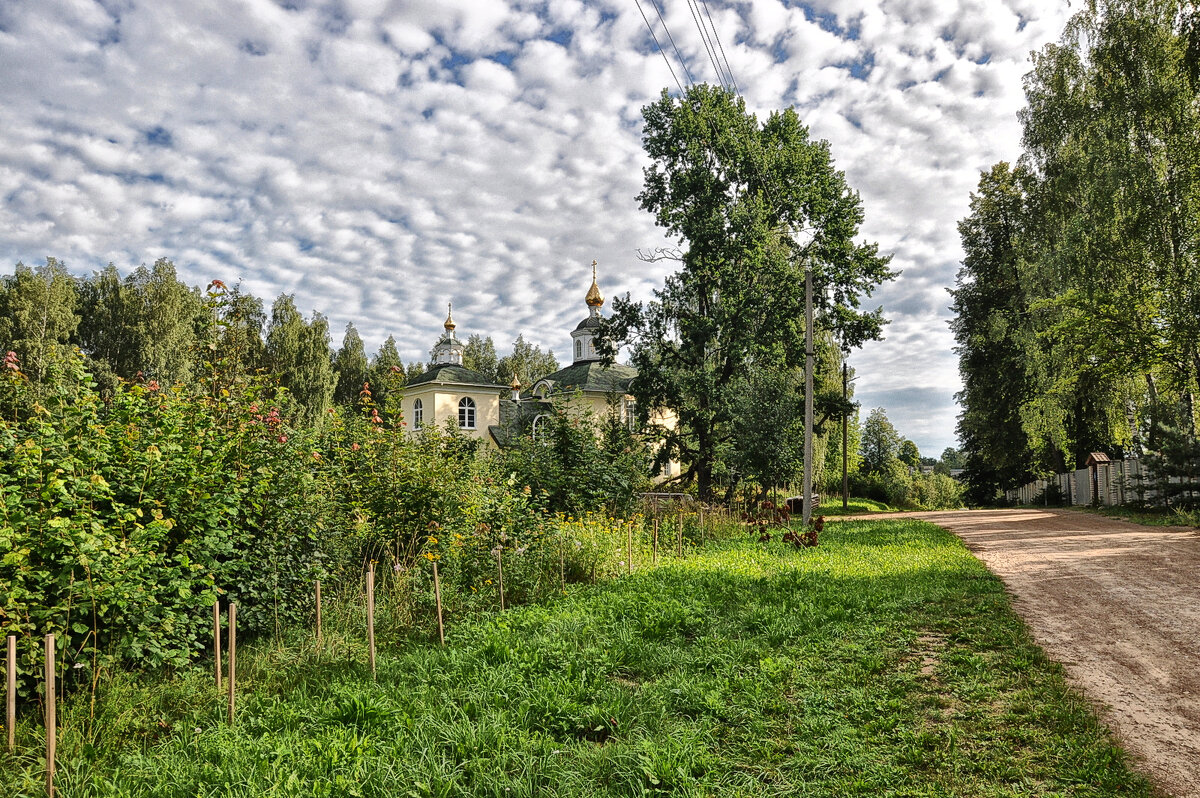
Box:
left=837, top=508, right=1200, bottom=796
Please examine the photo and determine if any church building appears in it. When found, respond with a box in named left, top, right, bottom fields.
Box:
left=401, top=262, right=653, bottom=454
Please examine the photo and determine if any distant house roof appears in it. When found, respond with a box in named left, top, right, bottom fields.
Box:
left=407, top=363, right=502, bottom=388
left=1085, top=452, right=1112, bottom=467
left=532, top=361, right=637, bottom=395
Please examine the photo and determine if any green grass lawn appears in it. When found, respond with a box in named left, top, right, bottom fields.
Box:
left=2, top=520, right=1150, bottom=797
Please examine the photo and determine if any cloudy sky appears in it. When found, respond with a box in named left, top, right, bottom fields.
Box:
left=0, top=0, right=1071, bottom=457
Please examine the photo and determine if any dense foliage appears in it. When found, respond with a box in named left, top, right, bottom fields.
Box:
left=953, top=0, right=1200, bottom=502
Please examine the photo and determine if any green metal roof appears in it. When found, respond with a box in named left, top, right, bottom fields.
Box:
left=407, top=363, right=503, bottom=387
left=535, top=361, right=636, bottom=394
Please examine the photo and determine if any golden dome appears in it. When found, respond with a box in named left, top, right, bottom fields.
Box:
left=443, top=302, right=456, bottom=331
left=510, top=375, right=521, bottom=390
left=585, top=260, right=604, bottom=307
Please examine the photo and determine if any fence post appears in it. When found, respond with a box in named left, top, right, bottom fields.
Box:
left=432, top=561, right=445, bottom=647
left=497, top=549, right=506, bottom=611
left=652, top=517, right=659, bottom=565
left=212, top=602, right=222, bottom=690
left=227, top=604, right=236, bottom=725
left=7, top=634, right=15, bottom=753
left=366, top=564, right=376, bottom=680
left=626, top=522, right=633, bottom=574
left=45, top=633, right=56, bottom=798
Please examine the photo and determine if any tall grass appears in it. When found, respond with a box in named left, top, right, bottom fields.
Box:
left=1, top=519, right=1150, bottom=797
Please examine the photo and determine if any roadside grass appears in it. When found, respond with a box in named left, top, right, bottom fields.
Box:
left=813, top=496, right=897, bottom=516
left=1076, top=503, right=1200, bottom=529
left=1, top=520, right=1151, bottom=797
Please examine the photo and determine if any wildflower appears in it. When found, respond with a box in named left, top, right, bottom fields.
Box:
left=351, top=442, right=360, bottom=451
left=485, top=579, right=493, bottom=585
left=392, top=562, right=405, bottom=573
left=147, top=380, right=160, bottom=391
left=278, top=434, right=288, bottom=443
left=249, top=403, right=258, bottom=413
left=514, top=546, right=527, bottom=556
left=422, top=552, right=438, bottom=561
left=427, top=536, right=439, bottom=545
left=4, top=351, right=19, bottom=371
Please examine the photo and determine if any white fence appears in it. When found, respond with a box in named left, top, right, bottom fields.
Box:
left=1005, top=459, right=1163, bottom=506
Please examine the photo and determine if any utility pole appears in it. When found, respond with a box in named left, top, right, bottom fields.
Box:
left=803, top=261, right=815, bottom=528
left=842, top=359, right=849, bottom=510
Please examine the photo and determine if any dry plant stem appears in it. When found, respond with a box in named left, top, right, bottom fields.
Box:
left=432, top=561, right=445, bottom=647
left=367, top=565, right=376, bottom=680
left=212, top=603, right=221, bottom=691
left=227, top=604, right=236, bottom=725
left=677, top=512, right=684, bottom=557
left=45, top=633, right=56, bottom=798
left=315, top=580, right=322, bottom=648
left=6, top=634, right=14, bottom=752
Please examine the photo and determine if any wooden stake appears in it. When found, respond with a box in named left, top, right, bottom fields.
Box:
left=227, top=604, right=236, bottom=725
left=626, top=522, right=632, bottom=574
left=652, top=517, right=659, bottom=565
left=432, top=561, right=445, bottom=647
left=7, top=634, right=15, bottom=753
left=315, top=580, right=322, bottom=646
left=366, top=565, right=376, bottom=680
left=45, top=633, right=55, bottom=798
left=496, top=549, right=506, bottom=611
left=212, top=602, right=222, bottom=690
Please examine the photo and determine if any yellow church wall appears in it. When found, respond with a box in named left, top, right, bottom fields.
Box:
left=403, top=383, right=502, bottom=447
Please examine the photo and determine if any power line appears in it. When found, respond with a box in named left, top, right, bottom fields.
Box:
left=701, top=0, right=739, bottom=95
left=685, top=0, right=728, bottom=90
left=633, top=0, right=687, bottom=95
left=647, top=0, right=696, bottom=87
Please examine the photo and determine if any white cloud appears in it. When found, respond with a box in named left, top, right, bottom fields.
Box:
left=0, top=0, right=1074, bottom=456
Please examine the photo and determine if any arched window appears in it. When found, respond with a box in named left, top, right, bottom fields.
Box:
left=532, top=413, right=548, bottom=442
left=412, top=398, right=423, bottom=429
left=575, top=340, right=582, bottom=359
left=458, top=397, right=476, bottom=429
left=588, top=339, right=595, bottom=356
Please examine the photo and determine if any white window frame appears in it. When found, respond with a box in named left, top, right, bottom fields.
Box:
left=412, top=398, right=423, bottom=429
left=532, top=413, right=548, bottom=442
left=458, top=396, right=476, bottom=429
left=575, top=339, right=582, bottom=359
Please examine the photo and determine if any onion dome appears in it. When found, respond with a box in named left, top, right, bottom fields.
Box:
left=585, top=260, right=604, bottom=307
left=510, top=375, right=521, bottom=390
left=443, top=302, right=456, bottom=332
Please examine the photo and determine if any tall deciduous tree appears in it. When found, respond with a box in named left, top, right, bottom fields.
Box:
left=603, top=84, right=894, bottom=499
left=461, top=334, right=498, bottom=382
left=950, top=162, right=1039, bottom=501
left=0, top=258, right=79, bottom=383
left=860, top=408, right=901, bottom=475
left=496, top=334, right=558, bottom=388
left=333, top=323, right=369, bottom=405
left=266, top=294, right=336, bottom=426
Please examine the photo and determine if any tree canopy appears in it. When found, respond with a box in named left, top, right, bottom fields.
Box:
left=604, top=84, right=893, bottom=499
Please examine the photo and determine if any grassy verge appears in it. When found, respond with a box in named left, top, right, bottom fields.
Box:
left=1076, top=504, right=1200, bottom=529
left=1, top=520, right=1150, bottom=797
left=816, top=497, right=898, bottom=516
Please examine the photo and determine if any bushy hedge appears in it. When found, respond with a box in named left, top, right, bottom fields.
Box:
left=1, top=350, right=657, bottom=698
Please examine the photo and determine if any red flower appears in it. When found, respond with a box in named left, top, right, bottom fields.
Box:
left=278, top=434, right=288, bottom=443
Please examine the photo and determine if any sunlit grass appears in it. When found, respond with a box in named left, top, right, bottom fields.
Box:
left=1, top=520, right=1151, bottom=797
